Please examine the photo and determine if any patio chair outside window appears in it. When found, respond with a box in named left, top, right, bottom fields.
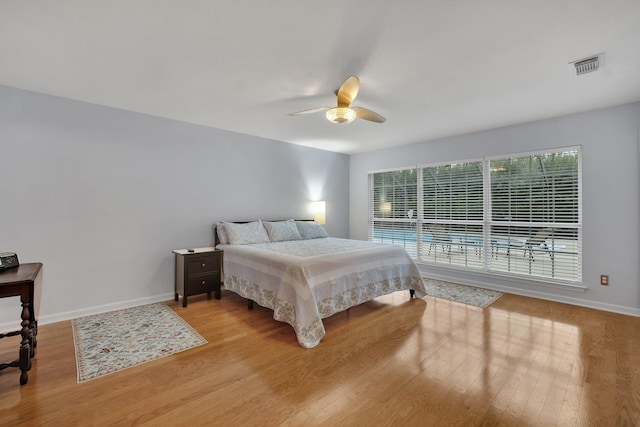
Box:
left=494, top=227, right=554, bottom=260
left=522, top=227, right=554, bottom=261
left=426, top=224, right=452, bottom=256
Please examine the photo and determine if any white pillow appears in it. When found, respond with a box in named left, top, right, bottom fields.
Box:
left=296, top=221, right=329, bottom=239
left=224, top=220, right=270, bottom=245
left=216, top=223, right=229, bottom=244
left=263, top=219, right=302, bottom=242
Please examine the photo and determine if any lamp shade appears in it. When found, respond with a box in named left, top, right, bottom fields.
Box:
left=310, top=201, right=326, bottom=224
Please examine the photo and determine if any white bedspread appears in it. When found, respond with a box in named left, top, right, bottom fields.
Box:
left=218, top=237, right=426, bottom=348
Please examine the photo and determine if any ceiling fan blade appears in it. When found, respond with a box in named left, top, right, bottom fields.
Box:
left=336, top=76, right=360, bottom=107
left=353, top=106, right=386, bottom=123
left=288, top=107, right=330, bottom=116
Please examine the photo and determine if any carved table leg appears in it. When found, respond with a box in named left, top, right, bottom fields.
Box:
left=19, top=299, right=32, bottom=385
left=28, top=311, right=38, bottom=357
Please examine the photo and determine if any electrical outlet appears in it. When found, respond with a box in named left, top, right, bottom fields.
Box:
left=600, top=275, right=609, bottom=286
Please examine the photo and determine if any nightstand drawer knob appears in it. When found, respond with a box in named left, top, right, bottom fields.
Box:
left=201, top=263, right=206, bottom=267
left=201, top=280, right=206, bottom=285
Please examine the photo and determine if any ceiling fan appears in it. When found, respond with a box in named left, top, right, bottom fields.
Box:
left=288, top=76, right=386, bottom=124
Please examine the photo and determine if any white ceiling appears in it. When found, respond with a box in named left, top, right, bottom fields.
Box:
left=1, top=1, right=639, bottom=154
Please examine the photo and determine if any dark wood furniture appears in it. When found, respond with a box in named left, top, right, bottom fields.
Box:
left=0, top=262, right=42, bottom=385
left=173, top=248, right=222, bottom=307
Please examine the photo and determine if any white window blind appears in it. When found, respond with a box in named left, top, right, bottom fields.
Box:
left=488, top=150, right=581, bottom=281
left=368, top=147, right=582, bottom=284
left=369, top=168, right=418, bottom=257
left=421, top=162, right=484, bottom=268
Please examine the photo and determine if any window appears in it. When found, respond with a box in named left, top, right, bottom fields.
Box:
left=369, top=147, right=582, bottom=284
left=422, top=161, right=484, bottom=269
left=369, top=168, right=418, bottom=257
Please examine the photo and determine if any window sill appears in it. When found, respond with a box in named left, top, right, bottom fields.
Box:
left=416, top=261, right=587, bottom=293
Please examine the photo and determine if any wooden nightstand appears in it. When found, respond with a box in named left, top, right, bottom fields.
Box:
left=173, top=247, right=223, bottom=307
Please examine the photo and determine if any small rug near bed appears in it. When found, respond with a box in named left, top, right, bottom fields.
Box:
left=422, top=278, right=503, bottom=308
left=72, top=303, right=207, bottom=383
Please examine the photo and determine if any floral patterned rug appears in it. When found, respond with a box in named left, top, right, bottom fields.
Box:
left=72, top=303, right=207, bottom=383
left=422, top=278, right=504, bottom=308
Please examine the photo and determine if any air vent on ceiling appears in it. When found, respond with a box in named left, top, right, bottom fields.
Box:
left=570, top=53, right=605, bottom=75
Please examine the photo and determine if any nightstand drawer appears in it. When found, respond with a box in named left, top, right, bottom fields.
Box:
left=187, top=254, right=219, bottom=275
left=186, top=274, right=218, bottom=295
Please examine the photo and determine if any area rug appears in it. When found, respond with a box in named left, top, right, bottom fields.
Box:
left=422, top=278, right=503, bottom=308
left=72, top=303, right=207, bottom=383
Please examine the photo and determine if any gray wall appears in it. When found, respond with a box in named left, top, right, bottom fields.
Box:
left=2, top=84, right=637, bottom=330
left=350, top=102, right=640, bottom=315
left=0, top=85, right=349, bottom=330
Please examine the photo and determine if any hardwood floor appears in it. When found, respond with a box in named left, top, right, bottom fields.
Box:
left=1, top=290, right=639, bottom=426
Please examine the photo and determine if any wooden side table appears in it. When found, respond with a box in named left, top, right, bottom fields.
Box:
left=173, top=248, right=223, bottom=307
left=0, top=262, right=42, bottom=385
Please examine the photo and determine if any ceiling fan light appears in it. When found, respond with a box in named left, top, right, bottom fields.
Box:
left=326, top=107, right=356, bottom=124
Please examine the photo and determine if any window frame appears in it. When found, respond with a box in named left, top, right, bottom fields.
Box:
left=368, top=146, right=582, bottom=286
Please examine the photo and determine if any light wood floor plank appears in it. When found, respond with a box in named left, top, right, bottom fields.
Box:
left=1, top=290, right=639, bottom=426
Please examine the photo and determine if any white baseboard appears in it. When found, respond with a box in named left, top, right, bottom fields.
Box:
left=0, top=293, right=175, bottom=334
left=424, top=272, right=640, bottom=317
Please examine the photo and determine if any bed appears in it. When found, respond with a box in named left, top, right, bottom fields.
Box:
left=215, top=219, right=427, bottom=348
